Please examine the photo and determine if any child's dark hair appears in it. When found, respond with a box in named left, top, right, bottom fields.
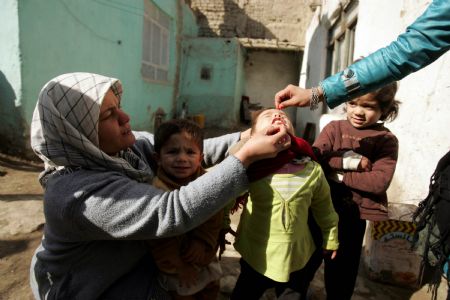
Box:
left=154, top=119, right=204, bottom=154
left=372, top=81, right=401, bottom=122
left=352, top=57, right=400, bottom=122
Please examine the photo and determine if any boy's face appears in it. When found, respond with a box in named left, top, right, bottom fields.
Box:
left=346, top=94, right=382, bottom=129
left=157, top=131, right=203, bottom=181
left=254, top=109, right=295, bottom=135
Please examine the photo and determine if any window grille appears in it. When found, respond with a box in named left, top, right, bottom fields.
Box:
left=142, top=1, right=170, bottom=82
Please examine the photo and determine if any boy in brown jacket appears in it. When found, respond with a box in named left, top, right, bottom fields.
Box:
left=148, top=119, right=223, bottom=299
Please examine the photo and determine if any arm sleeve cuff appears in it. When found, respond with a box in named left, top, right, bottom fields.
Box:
left=342, top=150, right=362, bottom=170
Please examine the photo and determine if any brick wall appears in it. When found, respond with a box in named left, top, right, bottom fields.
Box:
left=188, top=0, right=314, bottom=46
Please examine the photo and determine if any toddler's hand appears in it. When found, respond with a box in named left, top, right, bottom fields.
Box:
left=358, top=156, right=372, bottom=171
left=323, top=249, right=337, bottom=260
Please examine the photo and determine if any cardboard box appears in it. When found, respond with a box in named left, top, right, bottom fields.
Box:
left=363, top=212, right=421, bottom=288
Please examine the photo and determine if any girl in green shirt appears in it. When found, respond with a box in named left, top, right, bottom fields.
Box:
left=231, top=109, right=339, bottom=300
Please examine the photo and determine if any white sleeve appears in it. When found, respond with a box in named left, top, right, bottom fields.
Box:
left=342, top=150, right=362, bottom=170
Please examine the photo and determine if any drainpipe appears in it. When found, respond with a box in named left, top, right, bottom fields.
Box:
left=172, top=0, right=183, bottom=119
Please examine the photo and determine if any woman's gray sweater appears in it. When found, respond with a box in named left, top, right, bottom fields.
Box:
left=30, top=131, right=248, bottom=299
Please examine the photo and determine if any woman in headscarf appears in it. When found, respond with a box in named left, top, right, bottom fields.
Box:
left=29, top=72, right=291, bottom=299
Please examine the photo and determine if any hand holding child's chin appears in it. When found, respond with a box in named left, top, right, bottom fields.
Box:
left=234, top=125, right=290, bottom=167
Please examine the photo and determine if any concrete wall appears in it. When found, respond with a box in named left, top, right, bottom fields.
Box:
left=182, top=1, right=200, bottom=38
left=0, top=0, right=201, bottom=158
left=0, top=0, right=27, bottom=156
left=298, top=0, right=450, bottom=206
left=297, top=0, right=345, bottom=139
left=18, top=0, right=183, bottom=135
left=189, top=0, right=313, bottom=46
left=355, top=0, right=450, bottom=207
left=234, top=45, right=246, bottom=125
left=244, top=49, right=301, bottom=129
left=178, top=37, right=243, bottom=128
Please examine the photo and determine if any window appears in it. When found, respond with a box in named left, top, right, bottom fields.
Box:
left=326, top=1, right=358, bottom=76
left=142, top=1, right=170, bottom=82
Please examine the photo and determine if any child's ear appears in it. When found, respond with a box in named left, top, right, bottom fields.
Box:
left=199, top=153, right=204, bottom=163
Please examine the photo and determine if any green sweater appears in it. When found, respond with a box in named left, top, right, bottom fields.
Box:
left=234, top=161, right=339, bottom=282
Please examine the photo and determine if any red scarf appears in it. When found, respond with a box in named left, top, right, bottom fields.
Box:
left=246, top=134, right=317, bottom=182
left=230, top=134, right=317, bottom=214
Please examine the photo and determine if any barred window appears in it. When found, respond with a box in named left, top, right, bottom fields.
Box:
left=327, top=0, right=358, bottom=76
left=142, top=1, right=170, bottom=82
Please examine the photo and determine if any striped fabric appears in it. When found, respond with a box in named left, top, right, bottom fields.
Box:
left=269, top=172, right=310, bottom=201
left=30, top=72, right=152, bottom=182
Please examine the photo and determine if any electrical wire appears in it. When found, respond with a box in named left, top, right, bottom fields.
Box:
left=60, top=0, right=121, bottom=44
left=93, top=0, right=144, bottom=17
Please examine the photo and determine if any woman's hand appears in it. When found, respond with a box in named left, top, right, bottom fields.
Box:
left=275, top=85, right=324, bottom=109
left=234, top=125, right=291, bottom=168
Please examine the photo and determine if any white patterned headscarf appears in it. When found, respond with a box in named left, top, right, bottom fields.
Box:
left=31, top=72, right=152, bottom=182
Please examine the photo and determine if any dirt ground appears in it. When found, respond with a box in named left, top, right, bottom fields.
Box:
left=0, top=153, right=44, bottom=300
left=0, top=153, right=448, bottom=300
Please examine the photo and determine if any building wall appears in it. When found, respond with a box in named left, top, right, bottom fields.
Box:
left=187, top=0, right=312, bottom=131
left=0, top=0, right=27, bottom=156
left=178, top=37, right=243, bottom=128
left=358, top=0, right=450, bottom=206
left=296, top=4, right=330, bottom=141
left=234, top=44, right=246, bottom=124
left=18, top=0, right=184, bottom=136
left=182, top=3, right=200, bottom=38
left=0, top=0, right=198, bottom=157
left=298, top=0, right=450, bottom=205
left=188, top=0, right=313, bottom=46
left=244, top=49, right=301, bottom=128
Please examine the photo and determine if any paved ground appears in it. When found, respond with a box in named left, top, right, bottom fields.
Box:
left=0, top=153, right=448, bottom=300
left=218, top=212, right=449, bottom=300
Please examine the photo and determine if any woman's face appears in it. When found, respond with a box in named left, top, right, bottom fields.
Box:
left=253, top=109, right=295, bottom=135
left=98, top=90, right=135, bottom=155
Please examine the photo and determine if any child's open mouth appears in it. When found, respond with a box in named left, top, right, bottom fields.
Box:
left=271, top=117, right=285, bottom=126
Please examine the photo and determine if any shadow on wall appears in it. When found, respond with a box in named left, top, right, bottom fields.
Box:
left=0, top=71, right=29, bottom=159
left=191, top=0, right=276, bottom=39
left=296, top=11, right=330, bottom=140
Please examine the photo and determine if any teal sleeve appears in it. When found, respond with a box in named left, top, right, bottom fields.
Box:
left=321, top=0, right=450, bottom=108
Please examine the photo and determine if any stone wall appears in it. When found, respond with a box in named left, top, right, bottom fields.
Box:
left=188, top=0, right=314, bottom=46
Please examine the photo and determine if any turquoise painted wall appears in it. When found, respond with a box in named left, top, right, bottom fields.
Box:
left=178, top=38, right=242, bottom=128
left=182, top=4, right=198, bottom=38
left=17, top=0, right=183, bottom=139
left=0, top=0, right=28, bottom=156
left=235, top=45, right=246, bottom=123
left=2, top=0, right=244, bottom=156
